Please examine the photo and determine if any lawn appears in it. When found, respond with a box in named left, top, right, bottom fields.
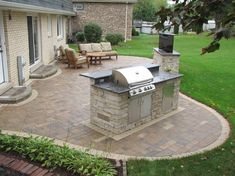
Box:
left=115, top=34, right=235, bottom=176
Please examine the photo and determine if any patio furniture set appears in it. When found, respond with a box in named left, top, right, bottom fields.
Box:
left=58, top=42, right=118, bottom=69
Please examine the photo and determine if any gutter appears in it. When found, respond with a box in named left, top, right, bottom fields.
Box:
left=0, top=1, right=76, bottom=16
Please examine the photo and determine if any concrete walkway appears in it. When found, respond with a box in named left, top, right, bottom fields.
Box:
left=0, top=56, right=230, bottom=159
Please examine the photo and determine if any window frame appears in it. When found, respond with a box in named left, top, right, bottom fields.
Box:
left=73, top=3, right=84, bottom=11
left=47, top=15, right=52, bottom=37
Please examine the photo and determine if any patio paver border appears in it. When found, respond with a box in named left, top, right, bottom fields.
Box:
left=1, top=93, right=230, bottom=161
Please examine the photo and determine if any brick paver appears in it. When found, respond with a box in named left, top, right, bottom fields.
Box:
left=0, top=56, right=226, bottom=157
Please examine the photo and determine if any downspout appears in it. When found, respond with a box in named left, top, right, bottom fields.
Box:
left=124, top=2, right=128, bottom=42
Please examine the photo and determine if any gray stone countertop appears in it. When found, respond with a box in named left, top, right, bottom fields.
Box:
left=80, top=63, right=182, bottom=94
left=80, top=63, right=159, bottom=80
left=93, top=71, right=183, bottom=94
left=154, top=48, right=180, bottom=56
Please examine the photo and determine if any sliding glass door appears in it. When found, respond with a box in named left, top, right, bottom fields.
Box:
left=27, top=16, right=40, bottom=66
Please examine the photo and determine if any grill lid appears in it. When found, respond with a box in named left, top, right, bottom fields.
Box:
left=112, top=66, right=153, bottom=87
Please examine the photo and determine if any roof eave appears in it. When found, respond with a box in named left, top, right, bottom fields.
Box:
left=0, top=1, right=75, bottom=16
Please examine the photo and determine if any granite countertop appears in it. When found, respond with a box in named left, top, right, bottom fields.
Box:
left=80, top=63, right=159, bottom=80
left=80, top=63, right=182, bottom=94
left=93, top=71, right=182, bottom=94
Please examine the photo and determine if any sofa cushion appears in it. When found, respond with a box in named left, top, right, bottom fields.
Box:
left=91, top=43, right=102, bottom=52
left=79, top=44, right=93, bottom=53
left=101, top=42, right=112, bottom=51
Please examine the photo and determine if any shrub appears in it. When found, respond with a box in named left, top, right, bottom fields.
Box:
left=105, top=33, right=125, bottom=45
left=132, top=28, right=140, bottom=36
left=0, top=134, right=116, bottom=176
left=76, top=32, right=85, bottom=43
left=84, top=23, right=102, bottom=43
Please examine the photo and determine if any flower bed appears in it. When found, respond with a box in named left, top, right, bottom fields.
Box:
left=0, top=133, right=117, bottom=176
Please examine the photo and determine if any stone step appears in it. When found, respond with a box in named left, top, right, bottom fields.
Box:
left=0, top=86, right=32, bottom=104
left=0, top=83, right=13, bottom=96
left=29, top=64, right=58, bottom=79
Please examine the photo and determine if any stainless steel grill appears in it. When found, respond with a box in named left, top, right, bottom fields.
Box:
left=112, top=66, right=156, bottom=96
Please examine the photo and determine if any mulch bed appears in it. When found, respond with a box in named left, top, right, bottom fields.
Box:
left=0, top=152, right=124, bottom=176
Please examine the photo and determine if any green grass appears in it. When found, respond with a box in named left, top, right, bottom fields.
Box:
left=115, top=34, right=235, bottom=176
left=69, top=43, right=78, bottom=52
left=113, top=35, right=157, bottom=58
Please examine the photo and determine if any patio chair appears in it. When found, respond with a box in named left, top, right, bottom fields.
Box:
left=65, top=48, right=89, bottom=69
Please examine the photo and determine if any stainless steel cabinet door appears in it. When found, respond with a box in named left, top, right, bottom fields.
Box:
left=128, top=97, right=141, bottom=124
left=140, top=94, right=152, bottom=118
left=162, top=82, right=174, bottom=113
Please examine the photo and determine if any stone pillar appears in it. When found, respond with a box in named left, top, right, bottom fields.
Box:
left=153, top=48, right=180, bottom=73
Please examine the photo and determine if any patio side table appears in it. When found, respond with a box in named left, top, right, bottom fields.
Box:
left=86, top=52, right=106, bottom=65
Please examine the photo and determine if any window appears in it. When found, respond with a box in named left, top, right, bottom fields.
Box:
left=73, top=3, right=84, bottom=11
left=47, top=15, right=52, bottom=37
left=57, top=16, right=63, bottom=39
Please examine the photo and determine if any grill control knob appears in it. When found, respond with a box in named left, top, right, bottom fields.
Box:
left=133, top=90, right=136, bottom=94
left=144, top=87, right=147, bottom=91
left=139, top=89, right=142, bottom=92
left=149, top=86, right=152, bottom=89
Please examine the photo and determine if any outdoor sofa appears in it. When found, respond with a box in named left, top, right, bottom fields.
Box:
left=78, top=42, right=118, bottom=60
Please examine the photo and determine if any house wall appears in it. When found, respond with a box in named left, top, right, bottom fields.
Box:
left=72, top=2, right=133, bottom=40
left=2, top=11, right=29, bottom=86
left=2, top=11, right=67, bottom=86
left=40, top=14, right=67, bottom=65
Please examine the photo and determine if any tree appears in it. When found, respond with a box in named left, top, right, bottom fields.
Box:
left=153, top=0, right=235, bottom=54
left=133, top=0, right=167, bottom=22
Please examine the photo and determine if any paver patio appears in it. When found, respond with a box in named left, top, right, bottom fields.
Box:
left=0, top=56, right=229, bottom=158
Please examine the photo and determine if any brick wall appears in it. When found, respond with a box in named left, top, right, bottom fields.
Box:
left=72, top=2, right=133, bottom=40
left=3, top=11, right=29, bottom=86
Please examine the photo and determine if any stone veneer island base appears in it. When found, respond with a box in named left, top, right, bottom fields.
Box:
left=153, top=48, right=180, bottom=73
left=81, top=64, right=182, bottom=135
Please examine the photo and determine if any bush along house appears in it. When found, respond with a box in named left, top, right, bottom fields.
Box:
left=72, top=0, right=137, bottom=41
left=0, top=0, right=74, bottom=104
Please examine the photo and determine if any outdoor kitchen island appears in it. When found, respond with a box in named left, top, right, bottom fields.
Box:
left=81, top=64, right=182, bottom=135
